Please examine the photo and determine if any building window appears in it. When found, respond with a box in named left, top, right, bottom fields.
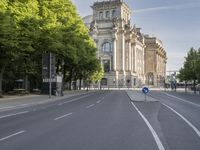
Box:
left=112, top=10, right=116, bottom=18
left=99, top=11, right=103, bottom=20
left=102, top=60, right=110, bottom=73
left=106, top=11, right=110, bottom=18
left=102, top=42, right=112, bottom=52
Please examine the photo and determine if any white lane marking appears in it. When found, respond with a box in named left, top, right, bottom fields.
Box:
left=58, top=103, right=63, bottom=106
left=0, top=106, right=17, bottom=110
left=131, top=102, right=165, bottom=150
left=54, top=113, right=73, bottom=121
left=96, top=100, right=101, bottom=104
left=164, top=93, right=200, bottom=108
left=86, top=104, right=95, bottom=109
left=0, top=130, right=26, bottom=142
left=0, top=111, right=29, bottom=119
left=20, top=104, right=29, bottom=106
left=162, top=103, right=200, bottom=137
left=63, top=95, right=91, bottom=104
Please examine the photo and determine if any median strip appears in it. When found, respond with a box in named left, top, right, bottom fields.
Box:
left=0, top=130, right=26, bottom=142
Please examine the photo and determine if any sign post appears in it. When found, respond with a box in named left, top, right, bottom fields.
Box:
left=142, top=87, right=150, bottom=102
left=42, top=53, right=56, bottom=96
left=49, top=52, right=52, bottom=98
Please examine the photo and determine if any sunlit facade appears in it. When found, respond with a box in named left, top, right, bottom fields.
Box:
left=83, top=0, right=167, bottom=88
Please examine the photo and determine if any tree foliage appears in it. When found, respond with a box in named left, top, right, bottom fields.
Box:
left=178, top=47, right=200, bottom=93
left=0, top=0, right=102, bottom=94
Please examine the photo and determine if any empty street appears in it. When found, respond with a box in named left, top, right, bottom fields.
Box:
left=0, top=90, right=199, bottom=150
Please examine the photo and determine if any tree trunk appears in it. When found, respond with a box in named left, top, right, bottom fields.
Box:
left=61, top=62, right=66, bottom=96
left=185, top=81, right=188, bottom=93
left=86, top=80, right=89, bottom=92
left=74, top=80, right=77, bottom=90
left=193, top=80, right=196, bottom=94
left=69, top=69, right=73, bottom=91
left=0, top=67, right=5, bottom=97
left=79, top=77, right=82, bottom=90
left=25, top=75, right=29, bottom=92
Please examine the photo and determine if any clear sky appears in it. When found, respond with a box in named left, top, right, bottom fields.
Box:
left=72, top=0, right=200, bottom=71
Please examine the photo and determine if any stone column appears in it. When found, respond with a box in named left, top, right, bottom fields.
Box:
left=128, top=41, right=132, bottom=71
left=134, top=45, right=137, bottom=73
left=122, top=33, right=125, bottom=71
left=113, top=37, right=117, bottom=71
left=132, top=44, right=136, bottom=72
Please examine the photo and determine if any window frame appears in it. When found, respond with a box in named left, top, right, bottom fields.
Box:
left=112, top=10, right=116, bottom=18
left=102, top=42, right=112, bottom=53
left=106, top=11, right=110, bottom=19
left=99, top=11, right=103, bottom=20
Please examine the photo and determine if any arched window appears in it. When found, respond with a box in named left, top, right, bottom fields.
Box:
left=102, top=42, right=112, bottom=52
left=99, top=11, right=103, bottom=20
left=106, top=11, right=110, bottom=18
left=112, top=10, right=116, bottom=18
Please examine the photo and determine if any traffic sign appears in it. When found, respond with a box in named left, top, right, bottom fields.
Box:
left=142, top=87, right=149, bottom=94
left=142, top=87, right=149, bottom=102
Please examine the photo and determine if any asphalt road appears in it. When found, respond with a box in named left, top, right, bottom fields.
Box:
left=0, top=90, right=200, bottom=150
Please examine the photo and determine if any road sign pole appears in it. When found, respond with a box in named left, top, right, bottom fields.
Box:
left=142, top=87, right=149, bottom=102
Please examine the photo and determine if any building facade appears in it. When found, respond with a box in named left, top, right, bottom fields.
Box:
left=144, top=36, right=167, bottom=87
left=83, top=0, right=167, bottom=88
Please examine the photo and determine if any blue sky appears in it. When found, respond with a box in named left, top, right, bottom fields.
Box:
left=72, top=0, right=200, bottom=71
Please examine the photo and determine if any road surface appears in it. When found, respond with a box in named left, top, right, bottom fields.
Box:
left=0, top=91, right=199, bottom=150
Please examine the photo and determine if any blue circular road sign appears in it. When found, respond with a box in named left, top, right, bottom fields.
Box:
left=142, top=87, right=149, bottom=94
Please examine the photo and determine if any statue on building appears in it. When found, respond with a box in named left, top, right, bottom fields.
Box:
left=90, top=20, right=98, bottom=32
left=112, top=18, right=119, bottom=31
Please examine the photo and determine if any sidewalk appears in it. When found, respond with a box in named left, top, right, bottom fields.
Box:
left=0, top=90, right=94, bottom=112
left=126, top=90, right=158, bottom=102
left=165, top=88, right=200, bottom=95
left=0, top=90, right=90, bottom=101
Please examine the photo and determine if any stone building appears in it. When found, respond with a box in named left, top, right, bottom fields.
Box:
left=83, top=0, right=167, bottom=88
left=144, top=36, right=167, bottom=87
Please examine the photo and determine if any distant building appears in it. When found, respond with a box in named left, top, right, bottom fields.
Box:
left=83, top=0, right=167, bottom=88
left=144, top=35, right=167, bottom=87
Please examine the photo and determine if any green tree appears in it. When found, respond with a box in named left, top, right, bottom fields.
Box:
left=10, top=0, right=41, bottom=92
left=196, top=49, right=200, bottom=83
left=0, top=0, right=102, bottom=95
left=178, top=48, right=199, bottom=94
left=0, top=0, right=18, bottom=96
